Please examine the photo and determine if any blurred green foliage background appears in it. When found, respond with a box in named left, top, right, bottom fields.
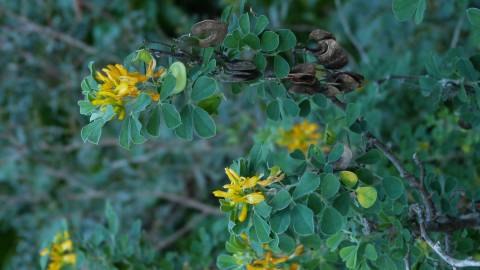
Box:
left=1, top=0, right=479, bottom=269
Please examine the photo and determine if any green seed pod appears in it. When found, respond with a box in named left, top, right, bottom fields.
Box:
left=339, top=170, right=358, bottom=188
left=169, top=62, right=187, bottom=94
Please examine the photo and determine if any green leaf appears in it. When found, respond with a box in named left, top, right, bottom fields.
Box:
left=467, top=8, right=480, bottom=27
left=254, top=53, right=267, bottom=71
left=383, top=176, right=404, bottom=200
left=119, top=117, right=131, bottom=149
left=266, top=100, right=282, bottom=121
left=216, top=254, right=241, bottom=270
left=254, top=201, right=272, bottom=218
left=78, top=100, right=96, bottom=115
left=346, top=103, right=361, bottom=126
left=174, top=105, right=194, bottom=140
left=291, top=204, right=314, bottom=236
left=356, top=149, right=382, bottom=164
left=192, top=76, right=217, bottom=102
left=364, top=243, right=378, bottom=261
left=242, top=33, right=261, bottom=50
left=239, top=13, right=250, bottom=34
left=81, top=119, right=104, bottom=144
left=278, top=234, right=296, bottom=254
left=328, top=144, right=344, bottom=163
left=326, top=232, right=344, bottom=251
left=161, top=103, right=182, bottom=129
left=261, top=31, right=279, bottom=52
left=320, top=207, right=343, bottom=235
left=392, top=0, right=418, bottom=21
left=356, top=186, right=378, bottom=208
left=276, top=29, right=297, bottom=51
left=130, top=116, right=146, bottom=144
left=282, top=99, right=299, bottom=117
left=321, top=173, right=340, bottom=199
left=160, top=74, right=177, bottom=101
left=339, top=245, right=359, bottom=269
left=130, top=93, right=152, bottom=114
left=192, top=107, right=216, bottom=139
left=105, top=201, right=119, bottom=235
left=198, top=94, right=222, bottom=115
left=414, top=0, right=426, bottom=24
left=270, top=210, right=290, bottom=234
left=146, top=105, right=161, bottom=137
left=223, top=34, right=239, bottom=49
left=254, top=15, right=269, bottom=35
left=273, top=55, right=290, bottom=78
left=312, top=94, right=327, bottom=108
left=270, top=190, right=292, bottom=211
left=293, top=172, right=321, bottom=199
left=253, top=214, right=271, bottom=243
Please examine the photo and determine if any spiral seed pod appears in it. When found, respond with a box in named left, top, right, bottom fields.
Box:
left=288, top=85, right=319, bottom=95
left=288, top=63, right=317, bottom=86
left=321, top=85, right=342, bottom=97
left=191, top=20, right=228, bottom=48
left=223, top=60, right=260, bottom=82
left=327, top=72, right=364, bottom=93
left=308, top=29, right=348, bottom=69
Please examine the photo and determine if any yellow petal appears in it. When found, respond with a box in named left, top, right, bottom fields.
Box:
left=238, top=204, right=248, bottom=222
left=242, top=176, right=259, bottom=189
left=212, top=190, right=229, bottom=198
left=244, top=192, right=264, bottom=204
left=225, top=168, right=241, bottom=183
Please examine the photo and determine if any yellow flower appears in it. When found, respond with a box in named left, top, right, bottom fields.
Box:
left=277, top=121, right=322, bottom=154
left=213, top=167, right=283, bottom=222
left=91, top=61, right=164, bottom=120
left=246, top=245, right=304, bottom=270
left=40, top=231, right=76, bottom=270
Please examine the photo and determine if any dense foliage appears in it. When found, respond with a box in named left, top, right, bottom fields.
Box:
left=2, top=0, right=480, bottom=269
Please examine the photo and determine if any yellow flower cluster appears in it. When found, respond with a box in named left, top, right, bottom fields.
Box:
left=40, top=231, right=76, bottom=270
left=276, top=121, right=322, bottom=154
left=91, top=61, right=164, bottom=120
left=213, top=167, right=284, bottom=222
left=246, top=245, right=304, bottom=270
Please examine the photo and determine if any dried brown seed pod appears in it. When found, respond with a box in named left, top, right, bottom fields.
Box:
left=321, top=85, right=342, bottom=97
left=309, top=29, right=335, bottom=42
left=328, top=72, right=364, bottom=92
left=224, top=60, right=258, bottom=72
left=314, top=39, right=349, bottom=69
left=191, top=20, right=228, bottom=48
left=458, top=119, right=472, bottom=130
left=288, top=63, right=317, bottom=86
left=288, top=84, right=319, bottom=95
left=223, top=60, right=259, bottom=82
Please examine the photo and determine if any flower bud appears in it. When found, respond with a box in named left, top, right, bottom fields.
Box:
left=168, top=61, right=187, bottom=94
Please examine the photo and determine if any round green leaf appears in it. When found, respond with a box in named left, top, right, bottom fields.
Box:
left=261, top=31, right=279, bottom=52
left=321, top=173, right=340, bottom=199
left=274, top=55, right=290, bottom=78
left=320, top=207, right=344, bottom=235
left=270, top=190, right=291, bottom=211
left=383, top=176, right=404, bottom=199
left=192, top=76, right=217, bottom=102
left=291, top=204, right=314, bottom=235
left=356, top=186, right=378, bottom=208
left=192, top=107, right=216, bottom=138
left=276, top=29, right=297, bottom=51
left=293, top=172, right=321, bottom=199
left=270, top=210, right=290, bottom=234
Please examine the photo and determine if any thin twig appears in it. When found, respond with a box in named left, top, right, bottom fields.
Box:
left=367, top=135, right=436, bottom=223
left=412, top=204, right=480, bottom=268
left=334, top=0, right=370, bottom=64
left=450, top=12, right=465, bottom=48
left=156, top=214, right=206, bottom=251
